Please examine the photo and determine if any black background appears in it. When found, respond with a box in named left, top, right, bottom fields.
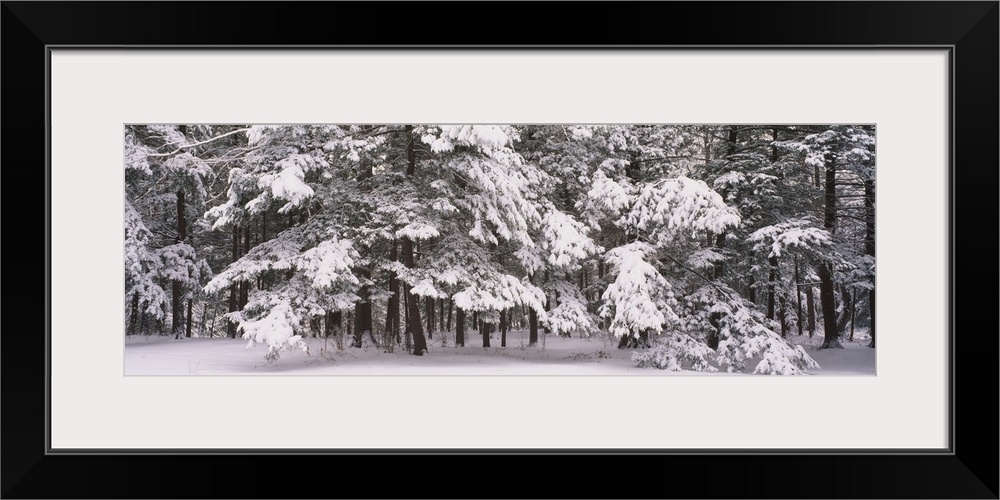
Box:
left=2, top=2, right=997, bottom=498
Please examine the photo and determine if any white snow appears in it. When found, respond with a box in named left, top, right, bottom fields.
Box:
left=124, top=329, right=874, bottom=376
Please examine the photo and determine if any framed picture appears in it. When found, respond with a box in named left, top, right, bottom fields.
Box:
left=3, top=2, right=996, bottom=498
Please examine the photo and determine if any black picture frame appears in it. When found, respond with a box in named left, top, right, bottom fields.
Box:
left=3, top=2, right=996, bottom=498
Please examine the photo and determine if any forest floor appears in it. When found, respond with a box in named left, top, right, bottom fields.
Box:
left=125, top=328, right=875, bottom=376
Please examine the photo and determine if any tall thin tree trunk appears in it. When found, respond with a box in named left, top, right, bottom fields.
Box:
left=258, top=211, right=267, bottom=290
left=766, top=255, right=777, bottom=320
left=455, top=306, right=465, bottom=347
left=806, top=286, right=816, bottom=337
left=838, top=285, right=853, bottom=333
left=499, top=309, right=507, bottom=347
left=865, top=178, right=876, bottom=348
left=385, top=239, right=400, bottom=343
left=185, top=299, right=193, bottom=338
left=402, top=125, right=427, bottom=355
left=849, top=288, right=857, bottom=341
left=128, top=293, right=139, bottom=336
left=794, top=258, right=804, bottom=336
left=353, top=267, right=372, bottom=348
left=198, top=299, right=208, bottom=337
left=439, top=298, right=445, bottom=334
left=208, top=300, right=218, bottom=338
left=172, top=189, right=187, bottom=338
left=228, top=224, right=239, bottom=338
left=425, top=296, right=434, bottom=338
left=239, top=224, right=250, bottom=310
left=778, top=296, right=787, bottom=338
left=528, top=273, right=539, bottom=345
left=529, top=308, right=538, bottom=346
left=818, top=264, right=839, bottom=347
left=819, top=152, right=841, bottom=348
left=446, top=298, right=453, bottom=332
left=482, top=320, right=491, bottom=348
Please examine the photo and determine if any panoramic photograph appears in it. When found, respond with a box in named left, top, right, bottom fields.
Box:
left=124, top=124, right=875, bottom=375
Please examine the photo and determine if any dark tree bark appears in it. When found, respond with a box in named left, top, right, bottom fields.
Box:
left=128, top=293, right=139, bottom=336
left=455, top=306, right=465, bottom=347
left=353, top=267, right=372, bottom=348
left=818, top=264, right=840, bottom=347
left=806, top=286, right=816, bottom=337
left=425, top=296, right=435, bottom=338
left=258, top=212, right=267, bottom=290
left=778, top=296, right=787, bottom=338
left=172, top=189, right=186, bottom=338
left=819, top=151, right=842, bottom=348
left=794, top=258, right=804, bottom=336
left=542, top=270, right=551, bottom=334
left=499, top=309, right=507, bottom=347
left=198, top=300, right=209, bottom=337
left=849, top=288, right=857, bottom=341
left=326, top=310, right=343, bottom=338
left=481, top=320, right=491, bottom=348
left=766, top=255, right=778, bottom=321
left=838, top=284, right=853, bottom=334
left=528, top=307, right=538, bottom=346
left=185, top=299, right=193, bottom=338
left=239, top=224, right=251, bottom=310
left=384, top=239, right=400, bottom=343
left=402, top=125, right=428, bottom=355
left=446, top=298, right=453, bottom=333
left=439, top=298, right=445, bottom=334
left=865, top=178, right=876, bottom=348
left=227, top=224, right=239, bottom=338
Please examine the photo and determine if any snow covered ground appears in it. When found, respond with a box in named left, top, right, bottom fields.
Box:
left=125, top=329, right=875, bottom=376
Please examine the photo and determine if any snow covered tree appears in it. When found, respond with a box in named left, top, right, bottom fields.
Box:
left=125, top=125, right=217, bottom=337
left=126, top=124, right=868, bottom=373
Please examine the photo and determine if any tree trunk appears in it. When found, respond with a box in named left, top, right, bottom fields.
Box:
left=353, top=267, right=372, bottom=348
left=543, top=271, right=551, bottom=334
left=228, top=224, right=239, bottom=338
left=198, top=299, right=208, bottom=337
left=778, top=296, right=787, bottom=338
left=208, top=300, right=218, bottom=338
left=481, top=320, right=491, bottom=348
left=849, top=288, right=857, bottom=341
left=439, top=298, right=445, bottom=334
left=258, top=211, right=267, bottom=290
left=818, top=264, right=840, bottom=347
left=865, top=178, right=876, bottom=348
left=185, top=299, right=193, bottom=338
left=819, top=154, right=842, bottom=348
left=402, top=125, right=428, bottom=355
left=446, top=298, right=453, bottom=333
left=794, top=258, right=804, bottom=336
left=455, top=306, right=465, bottom=347
left=838, top=284, right=853, bottom=334
left=766, top=255, right=777, bottom=320
left=172, top=189, right=186, bottom=338
left=499, top=309, right=507, bottom=347
left=239, top=224, right=250, bottom=310
left=425, top=296, right=434, bottom=338
left=385, top=239, right=400, bottom=343
left=806, top=286, right=816, bottom=337
left=128, top=292, right=139, bottom=336
left=528, top=307, right=538, bottom=346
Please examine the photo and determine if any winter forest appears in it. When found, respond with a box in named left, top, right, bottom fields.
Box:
left=124, top=124, right=876, bottom=375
